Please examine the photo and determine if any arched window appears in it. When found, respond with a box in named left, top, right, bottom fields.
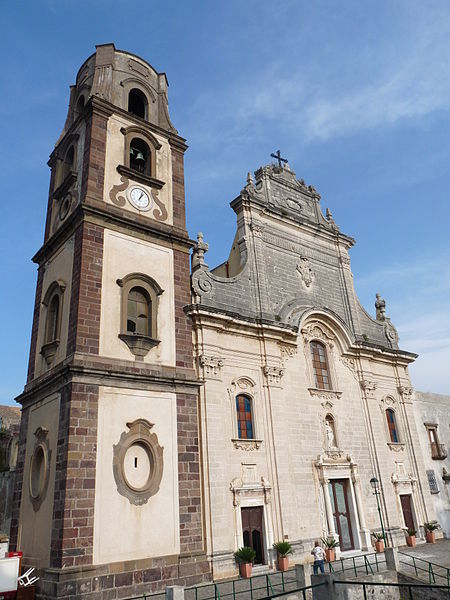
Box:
left=117, top=273, right=163, bottom=358
left=128, top=88, right=148, bottom=119
left=45, top=294, right=60, bottom=343
left=236, top=395, right=254, bottom=439
left=129, top=138, right=150, bottom=175
left=40, top=280, right=66, bottom=366
left=310, top=341, right=331, bottom=390
left=127, top=286, right=151, bottom=336
left=61, top=145, right=75, bottom=181
left=386, top=409, right=399, bottom=443
left=75, top=95, right=85, bottom=118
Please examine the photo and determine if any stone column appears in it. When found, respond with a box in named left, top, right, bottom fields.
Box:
left=321, top=477, right=337, bottom=538
left=351, top=472, right=372, bottom=550
left=385, top=547, right=399, bottom=572
left=166, top=586, right=185, bottom=600
left=295, top=563, right=311, bottom=588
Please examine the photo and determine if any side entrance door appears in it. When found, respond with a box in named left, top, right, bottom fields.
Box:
left=329, top=479, right=355, bottom=551
left=400, top=495, right=415, bottom=530
left=241, top=506, right=265, bottom=564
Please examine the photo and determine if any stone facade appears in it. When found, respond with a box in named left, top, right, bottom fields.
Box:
left=187, top=164, right=440, bottom=578
left=413, top=391, right=450, bottom=536
left=13, top=44, right=209, bottom=600
left=13, top=43, right=448, bottom=599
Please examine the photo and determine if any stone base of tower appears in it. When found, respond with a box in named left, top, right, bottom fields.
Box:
left=34, top=552, right=210, bottom=600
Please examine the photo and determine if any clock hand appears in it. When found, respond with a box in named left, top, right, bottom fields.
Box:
left=138, top=191, right=144, bottom=201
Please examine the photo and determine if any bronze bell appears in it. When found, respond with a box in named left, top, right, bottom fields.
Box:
left=134, top=151, right=145, bottom=163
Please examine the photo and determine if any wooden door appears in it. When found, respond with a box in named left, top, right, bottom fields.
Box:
left=241, top=506, right=264, bottom=564
left=329, top=479, right=355, bottom=551
left=400, top=495, right=415, bottom=530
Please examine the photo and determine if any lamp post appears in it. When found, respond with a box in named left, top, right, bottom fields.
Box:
left=370, top=477, right=387, bottom=546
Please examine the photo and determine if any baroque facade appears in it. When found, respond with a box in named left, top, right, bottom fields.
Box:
left=187, top=164, right=440, bottom=578
left=12, top=44, right=445, bottom=599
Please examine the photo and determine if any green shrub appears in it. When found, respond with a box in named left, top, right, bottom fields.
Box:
left=405, top=528, right=416, bottom=536
left=273, top=541, right=292, bottom=557
left=234, top=546, right=256, bottom=563
left=321, top=537, right=339, bottom=548
left=372, top=532, right=384, bottom=541
left=424, top=522, right=439, bottom=532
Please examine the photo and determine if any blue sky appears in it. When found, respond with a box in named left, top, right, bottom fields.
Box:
left=1, top=0, right=449, bottom=404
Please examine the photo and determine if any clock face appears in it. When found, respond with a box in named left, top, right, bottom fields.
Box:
left=128, top=187, right=151, bottom=211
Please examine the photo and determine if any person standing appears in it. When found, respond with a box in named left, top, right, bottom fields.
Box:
left=311, top=541, right=326, bottom=574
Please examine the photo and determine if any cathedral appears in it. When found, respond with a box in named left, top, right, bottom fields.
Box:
left=12, top=44, right=441, bottom=600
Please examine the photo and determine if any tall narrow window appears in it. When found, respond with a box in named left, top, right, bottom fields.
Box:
left=45, top=294, right=60, bottom=343
left=386, top=409, right=399, bottom=443
left=236, top=395, right=254, bottom=439
left=75, top=95, right=85, bottom=118
left=61, top=145, right=75, bottom=182
left=129, top=138, right=150, bottom=175
left=127, top=287, right=151, bottom=336
left=310, top=341, right=331, bottom=390
left=128, top=89, right=147, bottom=119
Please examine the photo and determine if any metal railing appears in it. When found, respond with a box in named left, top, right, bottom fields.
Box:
left=334, top=579, right=450, bottom=599
left=399, top=550, right=450, bottom=586
left=186, top=569, right=297, bottom=600
left=254, top=579, right=450, bottom=600
left=327, top=552, right=386, bottom=577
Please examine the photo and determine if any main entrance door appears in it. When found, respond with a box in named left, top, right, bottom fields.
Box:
left=329, top=479, right=355, bottom=551
left=400, top=495, right=415, bottom=530
left=241, top=506, right=265, bottom=564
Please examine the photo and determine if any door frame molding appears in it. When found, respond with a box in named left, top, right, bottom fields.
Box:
left=230, top=476, right=274, bottom=566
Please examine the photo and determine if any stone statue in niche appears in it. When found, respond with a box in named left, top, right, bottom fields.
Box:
left=325, top=417, right=337, bottom=449
left=375, top=293, right=386, bottom=321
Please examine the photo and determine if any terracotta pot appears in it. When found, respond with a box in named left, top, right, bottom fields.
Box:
left=406, top=535, right=416, bottom=548
left=426, top=531, right=436, bottom=544
left=375, top=540, right=385, bottom=553
left=325, top=548, right=335, bottom=562
left=239, top=562, right=252, bottom=578
left=278, top=556, right=289, bottom=571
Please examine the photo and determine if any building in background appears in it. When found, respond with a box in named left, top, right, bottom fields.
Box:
left=413, top=391, right=450, bottom=536
left=0, top=406, right=20, bottom=538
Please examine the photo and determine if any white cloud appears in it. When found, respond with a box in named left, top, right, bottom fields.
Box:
left=184, top=4, right=450, bottom=147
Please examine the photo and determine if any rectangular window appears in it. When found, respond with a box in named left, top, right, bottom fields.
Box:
left=236, top=396, right=254, bottom=439
left=310, top=341, right=331, bottom=390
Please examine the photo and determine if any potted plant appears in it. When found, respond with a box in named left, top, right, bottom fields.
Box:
left=424, top=522, right=439, bottom=543
left=405, top=528, right=417, bottom=547
left=321, top=537, right=339, bottom=562
left=273, top=541, right=292, bottom=572
left=372, top=532, right=385, bottom=553
left=234, top=546, right=257, bottom=578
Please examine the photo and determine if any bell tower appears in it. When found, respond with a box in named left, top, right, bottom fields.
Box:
left=12, top=44, right=210, bottom=599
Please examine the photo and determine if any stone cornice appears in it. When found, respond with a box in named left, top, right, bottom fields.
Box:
left=33, top=203, right=194, bottom=265
left=185, top=304, right=298, bottom=340
left=16, top=356, right=202, bottom=407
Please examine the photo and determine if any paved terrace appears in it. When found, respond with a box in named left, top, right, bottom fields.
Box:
left=397, top=538, right=450, bottom=585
